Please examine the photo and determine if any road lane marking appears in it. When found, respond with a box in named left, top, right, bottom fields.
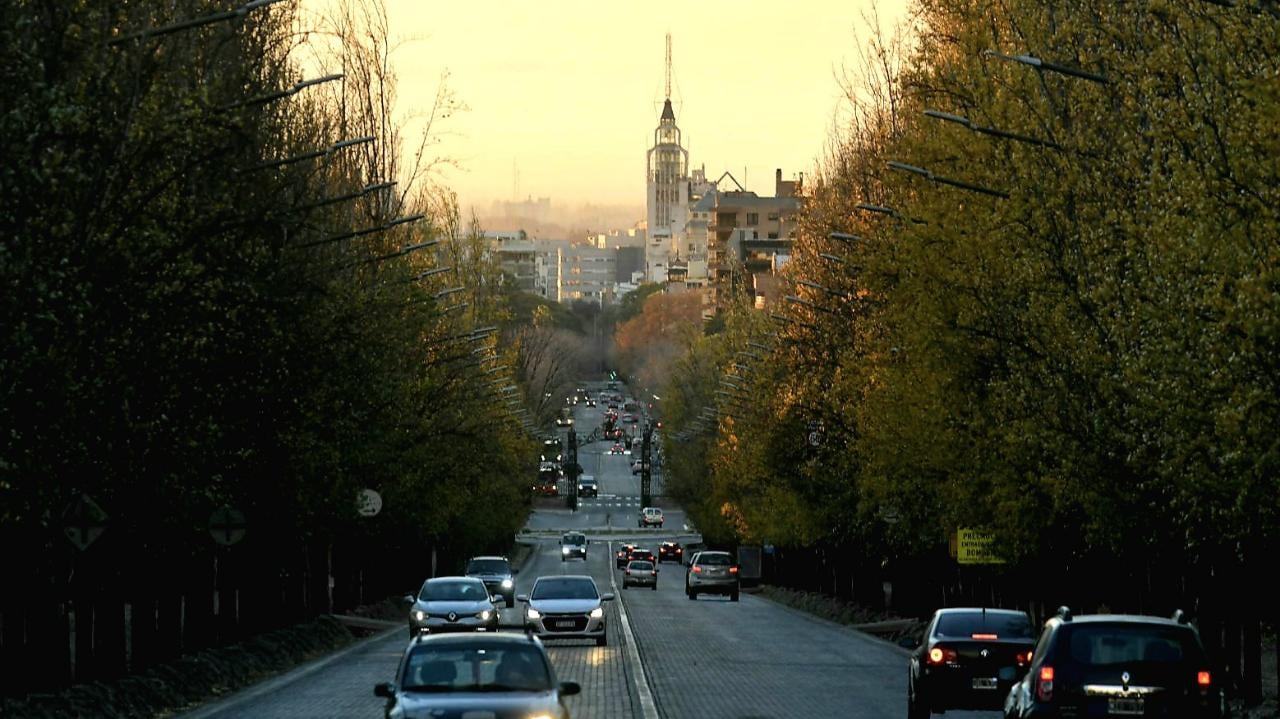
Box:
left=609, top=540, right=660, bottom=719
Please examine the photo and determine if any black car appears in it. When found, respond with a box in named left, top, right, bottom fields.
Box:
left=1003, top=608, right=1223, bottom=719
left=908, top=607, right=1036, bottom=719
left=577, top=476, right=598, bottom=497
left=463, top=556, right=516, bottom=607
left=658, top=541, right=683, bottom=563
left=375, top=632, right=579, bottom=719
left=615, top=543, right=637, bottom=569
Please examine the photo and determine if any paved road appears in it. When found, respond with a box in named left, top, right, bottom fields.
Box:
left=184, top=381, right=1001, bottom=719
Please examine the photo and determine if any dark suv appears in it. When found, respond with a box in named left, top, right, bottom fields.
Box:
left=463, top=556, right=516, bottom=607
left=1003, top=607, right=1223, bottom=719
left=908, top=607, right=1036, bottom=719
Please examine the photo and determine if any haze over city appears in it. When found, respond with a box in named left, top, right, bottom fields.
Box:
left=355, top=0, right=911, bottom=225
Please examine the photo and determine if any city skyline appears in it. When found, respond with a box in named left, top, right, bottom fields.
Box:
left=368, top=0, right=910, bottom=219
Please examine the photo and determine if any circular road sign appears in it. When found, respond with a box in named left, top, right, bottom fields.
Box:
left=208, top=506, right=247, bottom=546
left=357, top=489, right=383, bottom=517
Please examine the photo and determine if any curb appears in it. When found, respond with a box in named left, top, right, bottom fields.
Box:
left=608, top=540, right=661, bottom=719
left=174, top=622, right=402, bottom=719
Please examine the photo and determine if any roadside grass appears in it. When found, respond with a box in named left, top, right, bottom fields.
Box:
left=756, top=584, right=925, bottom=647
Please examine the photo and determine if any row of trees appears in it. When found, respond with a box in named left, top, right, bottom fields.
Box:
left=0, top=0, right=553, bottom=693
left=657, top=0, right=1278, bottom=703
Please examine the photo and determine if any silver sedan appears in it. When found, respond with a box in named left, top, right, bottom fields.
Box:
left=518, top=575, right=614, bottom=646
left=407, top=577, right=500, bottom=637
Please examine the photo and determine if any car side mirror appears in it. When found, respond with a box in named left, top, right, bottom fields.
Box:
left=601, top=592, right=615, bottom=601
left=374, top=682, right=395, bottom=698
left=559, top=681, right=581, bottom=696
left=898, top=636, right=917, bottom=649
left=402, top=594, right=415, bottom=605
left=517, top=594, right=529, bottom=603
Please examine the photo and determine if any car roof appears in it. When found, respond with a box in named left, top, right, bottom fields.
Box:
left=409, top=632, right=541, bottom=648
left=1054, top=614, right=1192, bottom=627
left=935, top=607, right=1028, bottom=617
left=467, top=555, right=509, bottom=562
left=424, top=575, right=486, bottom=584
left=535, top=573, right=596, bottom=582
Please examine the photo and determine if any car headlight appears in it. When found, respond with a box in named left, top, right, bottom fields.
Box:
left=562, top=546, right=571, bottom=554
left=414, top=610, right=425, bottom=621
left=529, top=714, right=554, bottom=719
left=590, top=607, right=604, bottom=618
left=501, top=579, right=513, bottom=589
left=478, top=610, right=491, bottom=621
left=526, top=608, right=541, bottom=619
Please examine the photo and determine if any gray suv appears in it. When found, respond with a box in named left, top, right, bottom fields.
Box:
left=464, top=556, right=516, bottom=607
left=685, top=550, right=740, bottom=601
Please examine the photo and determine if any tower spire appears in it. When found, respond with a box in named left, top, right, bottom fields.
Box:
left=665, top=33, right=672, bottom=100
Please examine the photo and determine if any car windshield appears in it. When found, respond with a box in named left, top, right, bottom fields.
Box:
left=401, top=642, right=552, bottom=692
left=420, top=580, right=488, bottom=602
left=563, top=534, right=585, bottom=545
left=465, top=560, right=509, bottom=575
left=697, top=553, right=733, bottom=566
left=934, top=611, right=1033, bottom=638
left=1066, top=625, right=1199, bottom=666
left=629, top=561, right=654, bottom=570
left=531, top=577, right=599, bottom=600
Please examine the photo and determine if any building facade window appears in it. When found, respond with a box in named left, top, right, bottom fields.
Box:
left=746, top=213, right=759, bottom=225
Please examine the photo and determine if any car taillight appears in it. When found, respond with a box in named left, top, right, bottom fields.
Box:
left=1037, top=666, right=1054, bottom=701
left=927, top=647, right=958, bottom=665
left=729, top=566, right=739, bottom=574
left=1016, top=650, right=1033, bottom=667
left=971, top=633, right=998, bottom=640
left=1197, top=671, right=1211, bottom=687
left=691, top=566, right=703, bottom=573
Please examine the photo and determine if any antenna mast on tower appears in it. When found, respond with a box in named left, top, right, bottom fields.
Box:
left=665, top=33, right=672, bottom=100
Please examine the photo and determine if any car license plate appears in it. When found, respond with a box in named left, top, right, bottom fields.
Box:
left=972, top=677, right=999, bottom=690
left=554, top=620, right=576, bottom=629
left=1108, top=697, right=1144, bottom=715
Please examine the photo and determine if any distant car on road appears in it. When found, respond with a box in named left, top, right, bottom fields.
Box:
left=685, top=550, right=739, bottom=601
left=519, top=575, right=613, bottom=647
left=560, top=532, right=587, bottom=561
left=576, top=475, right=598, bottom=497
left=906, top=607, right=1035, bottom=719
left=631, top=459, right=644, bottom=475
left=1002, top=607, right=1223, bottom=719
left=609, top=443, right=625, bottom=455
left=658, top=541, right=683, bottom=563
left=622, top=560, right=658, bottom=590
left=406, top=577, right=500, bottom=637
left=615, top=543, right=637, bottom=569
left=639, top=506, right=664, bottom=528
left=625, top=547, right=656, bottom=566
left=585, top=398, right=596, bottom=407
left=374, top=632, right=580, bottom=719
left=463, top=556, right=516, bottom=607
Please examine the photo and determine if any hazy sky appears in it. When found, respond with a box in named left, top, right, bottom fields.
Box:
left=347, top=1, right=910, bottom=218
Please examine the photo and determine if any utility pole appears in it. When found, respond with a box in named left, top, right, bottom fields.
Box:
left=640, top=423, right=652, bottom=507
left=567, top=429, right=579, bottom=511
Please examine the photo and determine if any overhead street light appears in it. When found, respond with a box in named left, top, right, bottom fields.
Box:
left=736, top=351, right=762, bottom=361
left=748, top=342, right=772, bottom=353
left=415, top=266, right=453, bottom=281
left=819, top=253, right=850, bottom=266
left=218, top=72, right=343, bottom=110
left=292, top=181, right=397, bottom=214
left=923, top=109, right=1062, bottom=150
left=434, top=286, right=465, bottom=300
left=785, top=295, right=837, bottom=315
left=111, top=0, right=286, bottom=46
left=797, top=279, right=843, bottom=297
left=829, top=231, right=863, bottom=244
left=982, top=50, right=1110, bottom=84
left=296, top=213, right=425, bottom=250
left=770, top=312, right=817, bottom=331
left=888, top=160, right=1009, bottom=199
left=444, top=302, right=469, bottom=314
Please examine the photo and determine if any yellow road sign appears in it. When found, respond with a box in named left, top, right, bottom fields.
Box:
left=957, top=528, right=1006, bottom=564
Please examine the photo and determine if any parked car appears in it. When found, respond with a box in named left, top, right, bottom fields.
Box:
left=463, top=556, right=517, bottom=607
left=906, top=607, right=1035, bottom=719
left=1003, top=607, right=1223, bottom=719
left=560, top=532, right=587, bottom=561
left=519, top=575, right=614, bottom=646
left=685, top=551, right=739, bottom=601
left=639, top=506, right=664, bottom=528
left=406, top=577, right=500, bottom=637
left=374, top=632, right=579, bottom=719
left=658, top=541, right=683, bottom=563
left=615, top=543, right=637, bottom=569
left=622, top=560, right=658, bottom=590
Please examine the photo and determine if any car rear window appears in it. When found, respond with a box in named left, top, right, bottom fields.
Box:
left=697, top=553, right=732, bottom=566
left=629, top=561, right=654, bottom=570
left=1065, top=625, right=1199, bottom=666
left=934, top=611, right=1033, bottom=638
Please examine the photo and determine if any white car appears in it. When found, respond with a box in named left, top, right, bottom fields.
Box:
left=519, top=575, right=614, bottom=646
left=639, top=506, right=664, bottom=528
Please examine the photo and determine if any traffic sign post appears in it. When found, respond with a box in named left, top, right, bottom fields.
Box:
left=640, top=424, right=652, bottom=507
left=62, top=493, right=108, bottom=552
left=208, top=506, right=247, bottom=547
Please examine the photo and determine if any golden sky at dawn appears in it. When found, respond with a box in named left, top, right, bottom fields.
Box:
left=323, top=1, right=911, bottom=220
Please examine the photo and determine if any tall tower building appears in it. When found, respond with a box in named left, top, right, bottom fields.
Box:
left=645, top=33, right=690, bottom=283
